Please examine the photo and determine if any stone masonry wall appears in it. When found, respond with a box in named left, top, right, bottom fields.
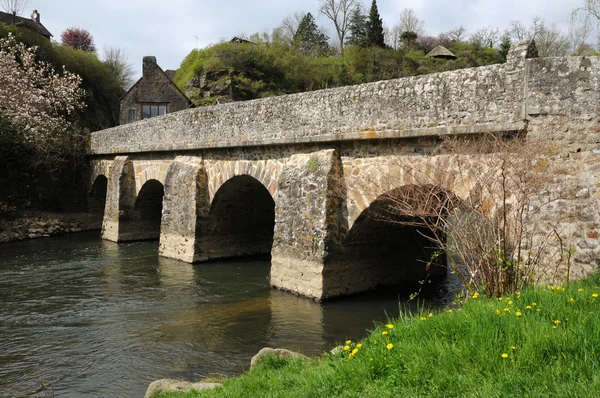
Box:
left=93, top=61, right=520, bottom=154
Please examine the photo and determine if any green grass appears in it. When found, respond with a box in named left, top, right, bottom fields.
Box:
left=159, top=276, right=600, bottom=397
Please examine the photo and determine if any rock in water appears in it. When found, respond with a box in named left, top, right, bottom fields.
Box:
left=250, top=347, right=306, bottom=370
left=144, top=379, right=221, bottom=398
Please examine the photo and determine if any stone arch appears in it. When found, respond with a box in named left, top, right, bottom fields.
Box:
left=89, top=174, right=108, bottom=219
left=132, top=160, right=171, bottom=195
left=133, top=179, right=165, bottom=240
left=90, top=159, right=113, bottom=187
left=204, top=159, right=282, bottom=203
left=197, top=174, right=275, bottom=261
left=323, top=183, right=461, bottom=298
left=344, top=155, right=486, bottom=230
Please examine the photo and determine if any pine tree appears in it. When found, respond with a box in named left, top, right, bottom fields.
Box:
left=347, top=7, right=368, bottom=47
left=294, top=13, right=330, bottom=56
left=499, top=34, right=511, bottom=62
left=366, top=0, right=385, bottom=48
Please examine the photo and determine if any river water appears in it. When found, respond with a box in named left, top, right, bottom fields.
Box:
left=0, top=232, right=458, bottom=397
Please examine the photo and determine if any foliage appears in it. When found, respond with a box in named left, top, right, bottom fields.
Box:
left=346, top=6, right=368, bottom=47
left=366, top=0, right=385, bottom=48
left=102, top=46, right=135, bottom=90
left=158, top=275, right=600, bottom=398
left=0, top=33, right=85, bottom=154
left=61, top=27, right=96, bottom=52
left=0, top=23, right=124, bottom=130
left=175, top=39, right=502, bottom=107
left=294, top=13, right=330, bottom=56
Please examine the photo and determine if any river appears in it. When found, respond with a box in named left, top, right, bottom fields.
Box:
left=0, top=231, right=459, bottom=397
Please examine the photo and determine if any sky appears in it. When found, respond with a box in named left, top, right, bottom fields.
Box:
left=22, top=0, right=587, bottom=79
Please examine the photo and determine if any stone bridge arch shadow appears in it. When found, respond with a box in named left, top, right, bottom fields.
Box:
left=323, top=184, right=474, bottom=299
left=89, top=174, right=108, bottom=225
left=197, top=175, right=276, bottom=262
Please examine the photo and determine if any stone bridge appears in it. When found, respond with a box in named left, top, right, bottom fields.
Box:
left=88, top=42, right=600, bottom=300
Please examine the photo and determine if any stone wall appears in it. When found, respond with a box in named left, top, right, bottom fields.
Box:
left=92, top=56, right=523, bottom=154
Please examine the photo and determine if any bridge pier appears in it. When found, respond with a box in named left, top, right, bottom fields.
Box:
left=101, top=156, right=137, bottom=242
left=159, top=156, right=209, bottom=263
left=270, top=150, right=347, bottom=300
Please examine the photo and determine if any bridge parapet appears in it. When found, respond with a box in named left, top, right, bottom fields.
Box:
left=90, top=43, right=539, bottom=155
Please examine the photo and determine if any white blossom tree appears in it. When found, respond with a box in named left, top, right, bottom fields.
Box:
left=0, top=33, right=85, bottom=155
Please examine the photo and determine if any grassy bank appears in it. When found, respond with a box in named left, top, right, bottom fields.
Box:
left=161, top=276, right=600, bottom=397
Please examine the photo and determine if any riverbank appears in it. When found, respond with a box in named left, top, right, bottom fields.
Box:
left=159, top=275, right=600, bottom=397
left=0, top=211, right=101, bottom=243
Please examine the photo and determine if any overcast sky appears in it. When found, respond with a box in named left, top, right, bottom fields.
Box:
left=24, top=0, right=587, bottom=78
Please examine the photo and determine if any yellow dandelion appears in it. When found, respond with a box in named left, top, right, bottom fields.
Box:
left=428, top=313, right=434, bottom=318
left=496, top=309, right=501, bottom=315
left=515, top=311, right=522, bottom=317
left=370, top=358, right=373, bottom=361
left=501, top=353, right=509, bottom=359
left=352, top=348, right=359, bottom=355
left=508, top=300, right=514, bottom=305
left=498, top=297, right=503, bottom=301
left=511, top=346, right=516, bottom=350
left=386, top=343, right=394, bottom=350
left=552, top=326, right=557, bottom=329
left=472, top=292, right=479, bottom=299
left=382, top=331, right=388, bottom=335
left=386, top=324, right=394, bottom=329
left=504, top=308, right=510, bottom=312
left=569, top=298, right=575, bottom=303
left=357, top=343, right=363, bottom=348
left=345, top=340, right=352, bottom=344
left=447, top=309, right=453, bottom=313
left=553, top=319, right=561, bottom=324
left=517, top=292, right=521, bottom=298
left=578, top=288, right=584, bottom=292
left=526, top=305, right=532, bottom=309
left=593, top=293, right=599, bottom=298
left=532, top=302, right=537, bottom=306
left=420, top=317, right=427, bottom=321
left=343, top=345, right=350, bottom=351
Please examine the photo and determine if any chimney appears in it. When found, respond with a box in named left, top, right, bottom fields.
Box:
left=142, top=56, right=158, bottom=76
left=31, top=10, right=40, bottom=23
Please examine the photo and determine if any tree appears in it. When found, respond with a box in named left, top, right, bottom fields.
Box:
left=440, top=26, right=467, bottom=43
left=400, top=31, right=418, bottom=50
left=102, top=46, right=134, bottom=91
left=61, top=27, right=97, bottom=52
left=499, top=34, right=511, bottom=62
left=347, top=6, right=369, bottom=47
left=366, top=0, right=385, bottom=48
left=0, top=0, right=27, bottom=18
left=470, top=26, right=501, bottom=48
left=506, top=17, right=570, bottom=57
left=0, top=33, right=85, bottom=154
left=273, top=11, right=306, bottom=46
left=294, top=13, right=330, bottom=56
left=395, top=8, right=426, bottom=37
left=320, top=0, right=358, bottom=55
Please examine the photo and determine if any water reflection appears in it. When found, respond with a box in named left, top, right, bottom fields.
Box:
left=0, top=232, right=457, bottom=398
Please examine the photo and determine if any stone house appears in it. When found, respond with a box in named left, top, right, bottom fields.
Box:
left=0, top=9, right=52, bottom=39
left=120, top=56, right=193, bottom=125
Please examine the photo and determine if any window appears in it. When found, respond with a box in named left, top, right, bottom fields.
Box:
left=142, top=104, right=167, bottom=119
left=128, top=109, right=136, bottom=122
